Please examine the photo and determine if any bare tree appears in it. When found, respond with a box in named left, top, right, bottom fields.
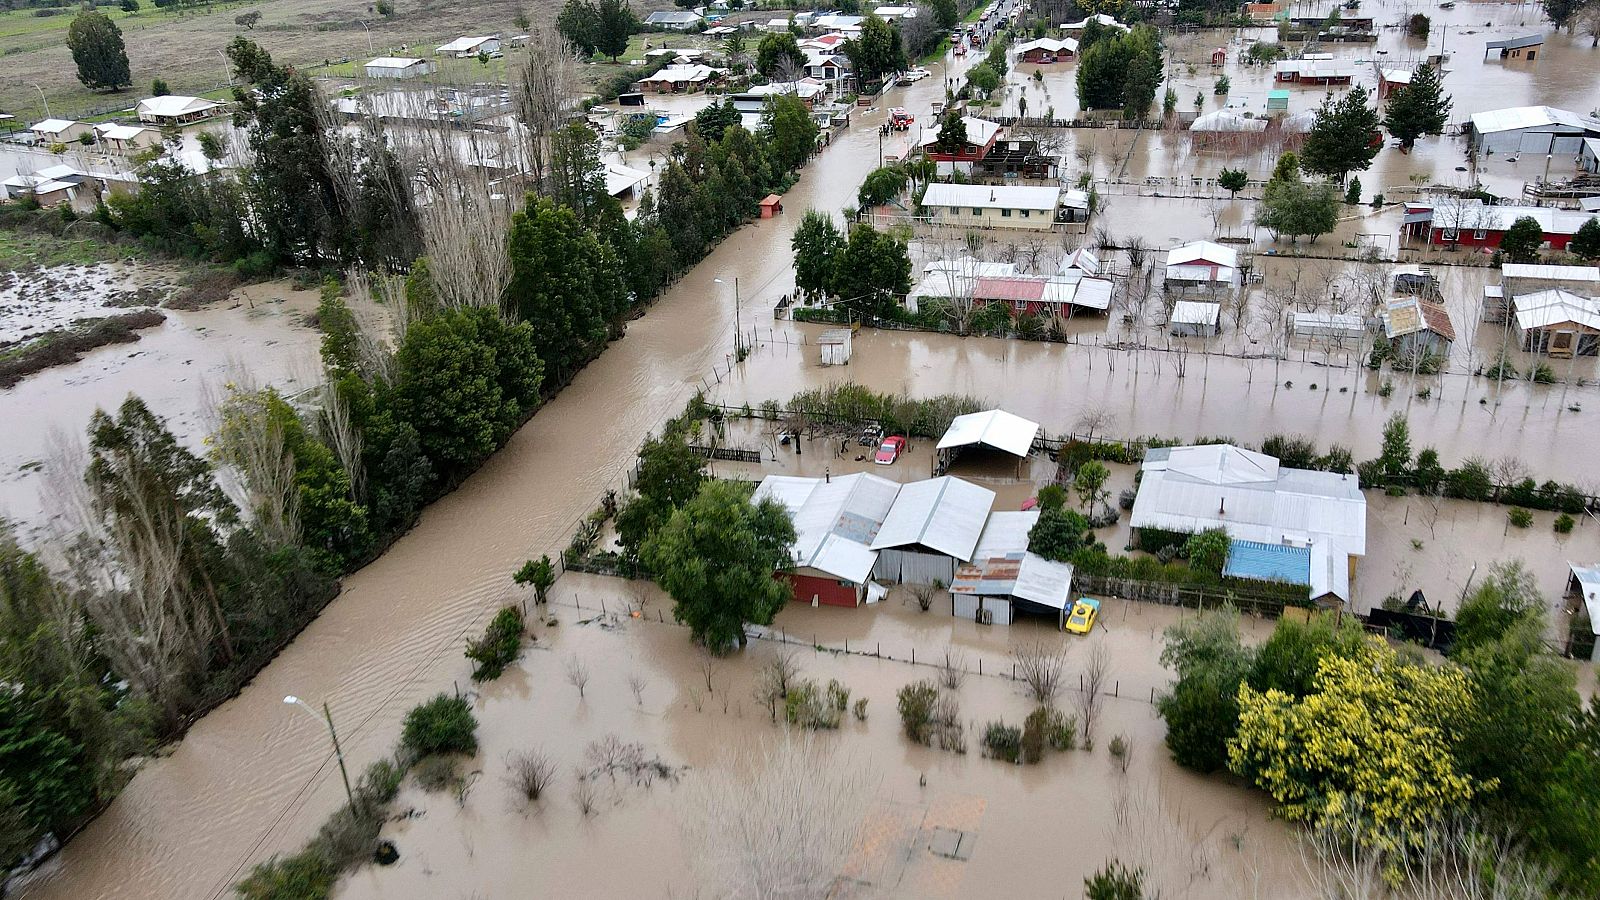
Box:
left=317, top=379, right=365, bottom=504
left=682, top=736, right=879, bottom=900
left=698, top=655, right=720, bottom=694
left=1013, top=641, right=1069, bottom=703
left=206, top=382, right=301, bottom=550
left=511, top=27, right=582, bottom=192
left=628, top=672, right=647, bottom=706
left=505, top=749, right=557, bottom=802
left=572, top=769, right=596, bottom=816
left=938, top=646, right=967, bottom=690
left=564, top=655, right=590, bottom=698
left=752, top=649, right=801, bottom=721
left=1078, top=639, right=1110, bottom=749
left=1071, top=404, right=1118, bottom=441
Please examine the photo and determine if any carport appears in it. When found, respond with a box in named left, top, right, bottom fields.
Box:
left=934, top=408, right=1039, bottom=477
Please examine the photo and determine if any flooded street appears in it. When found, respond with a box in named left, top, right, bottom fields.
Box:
left=8, top=13, right=1597, bottom=899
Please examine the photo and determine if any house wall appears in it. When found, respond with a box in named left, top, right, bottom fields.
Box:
left=1170, top=318, right=1219, bottom=337
left=1474, top=127, right=1586, bottom=156
left=872, top=549, right=957, bottom=586
left=1519, top=323, right=1600, bottom=357
left=929, top=203, right=1054, bottom=230
left=1582, top=142, right=1600, bottom=174
left=37, top=122, right=93, bottom=142
left=1426, top=225, right=1578, bottom=251
left=784, top=572, right=860, bottom=607
left=1020, top=48, right=1071, bottom=62
left=952, top=592, right=1014, bottom=624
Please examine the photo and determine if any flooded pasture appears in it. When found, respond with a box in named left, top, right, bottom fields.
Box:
left=9, top=16, right=1598, bottom=900
left=0, top=261, right=173, bottom=345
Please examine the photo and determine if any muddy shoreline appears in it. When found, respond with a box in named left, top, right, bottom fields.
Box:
left=0, top=309, right=167, bottom=388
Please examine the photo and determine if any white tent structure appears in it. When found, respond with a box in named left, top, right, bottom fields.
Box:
left=871, top=477, right=996, bottom=585
left=937, top=409, right=1040, bottom=458
left=950, top=511, right=1075, bottom=626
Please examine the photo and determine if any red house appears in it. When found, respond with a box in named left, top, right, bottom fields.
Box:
left=1403, top=200, right=1600, bottom=252
left=919, top=116, right=1003, bottom=175
left=750, top=473, right=900, bottom=607
left=1015, top=37, right=1078, bottom=63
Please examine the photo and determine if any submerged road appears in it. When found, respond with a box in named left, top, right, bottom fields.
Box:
left=14, top=66, right=962, bottom=900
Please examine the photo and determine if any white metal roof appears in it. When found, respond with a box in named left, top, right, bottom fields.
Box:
left=366, top=56, right=427, bottom=68
left=604, top=160, right=649, bottom=196
left=1171, top=300, right=1221, bottom=325
left=1071, top=278, right=1114, bottom=310
left=753, top=473, right=901, bottom=584
left=1572, top=563, right=1600, bottom=635
left=1380, top=68, right=1412, bottom=85
left=93, top=123, right=152, bottom=141
left=1131, top=444, right=1367, bottom=566
left=1470, top=105, right=1598, bottom=135
left=1060, top=13, right=1128, bottom=30
left=1275, top=58, right=1358, bottom=78
left=871, top=476, right=996, bottom=561
left=953, top=512, right=1074, bottom=608
left=1016, top=37, right=1078, bottom=54
left=30, top=119, right=80, bottom=134
left=1059, top=247, right=1101, bottom=275
left=436, top=36, right=497, bottom=53
left=1166, top=240, right=1239, bottom=270
left=1291, top=312, right=1365, bottom=337
left=920, top=182, right=1059, bottom=212
left=937, top=409, right=1040, bottom=457
left=136, top=96, right=219, bottom=117
left=641, top=65, right=723, bottom=84
left=1190, top=111, right=1267, bottom=133
left=1502, top=263, right=1600, bottom=283
left=907, top=258, right=1018, bottom=306
left=1512, top=289, right=1600, bottom=331
left=916, top=116, right=1003, bottom=150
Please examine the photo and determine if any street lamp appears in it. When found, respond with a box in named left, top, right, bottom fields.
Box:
left=284, top=695, right=354, bottom=805
left=25, top=81, right=49, bottom=120
left=714, top=276, right=743, bottom=358
left=359, top=21, right=374, bottom=55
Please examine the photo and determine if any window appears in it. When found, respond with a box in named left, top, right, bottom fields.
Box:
left=1001, top=208, right=1012, bottom=217
left=1021, top=209, right=1030, bottom=218
left=1014, top=299, right=1026, bottom=311
left=1441, top=227, right=1458, bottom=241
left=1472, top=229, right=1487, bottom=240
left=971, top=207, right=982, bottom=215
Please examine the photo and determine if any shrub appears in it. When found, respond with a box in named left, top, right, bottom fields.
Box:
left=1555, top=513, right=1575, bottom=534
left=465, top=605, right=524, bottom=681
left=235, top=850, right=336, bottom=900
left=785, top=679, right=842, bottom=729
left=412, top=754, right=461, bottom=792
left=897, top=680, right=939, bottom=743
left=826, top=679, right=850, bottom=712
left=402, top=694, right=478, bottom=757
left=983, top=721, right=1023, bottom=763
left=853, top=697, right=869, bottom=721
left=1021, top=706, right=1072, bottom=763
left=1528, top=363, right=1555, bottom=384
left=1184, top=528, right=1230, bottom=575
left=1507, top=507, right=1533, bottom=528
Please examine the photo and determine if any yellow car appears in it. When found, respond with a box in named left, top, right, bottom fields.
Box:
left=1064, top=598, right=1100, bottom=635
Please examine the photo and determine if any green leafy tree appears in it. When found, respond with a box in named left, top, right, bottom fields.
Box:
left=1255, top=152, right=1339, bottom=243
left=1299, top=85, right=1380, bottom=182
left=694, top=97, right=742, bottom=144
left=67, top=9, right=132, bottom=91
left=1539, top=699, right=1600, bottom=894
left=150, top=77, right=169, bottom=95
left=756, top=31, right=805, bottom=77
left=641, top=481, right=797, bottom=651
left=549, top=122, right=608, bottom=223
left=1453, top=560, right=1545, bottom=653
left=759, top=93, right=819, bottom=173
left=1248, top=613, right=1365, bottom=697
left=929, top=0, right=959, bottom=29
left=1344, top=175, right=1361, bottom=204
left=1183, top=528, right=1229, bottom=575
left=0, top=687, right=97, bottom=867
left=1383, top=63, right=1451, bottom=149
left=505, top=196, right=627, bottom=382
left=1084, top=859, right=1146, bottom=899
left=1499, top=215, right=1546, bottom=263
left=1075, top=24, right=1163, bottom=117
left=829, top=223, right=911, bottom=320
left=843, top=14, right=906, bottom=88
left=965, top=62, right=1000, bottom=94
left=1571, top=218, right=1600, bottom=258
left=1157, top=605, right=1252, bottom=772
left=590, top=0, right=635, bottom=62
left=616, top=432, right=707, bottom=559
left=1230, top=639, right=1482, bottom=853
left=1406, top=13, right=1430, bottom=37
left=858, top=165, right=910, bottom=208
left=512, top=555, right=556, bottom=603
left=1218, top=167, right=1247, bottom=196
left=1073, top=460, right=1110, bottom=512
left=791, top=209, right=844, bottom=298
left=933, top=110, right=968, bottom=153
left=402, top=694, right=478, bottom=756
left=557, top=0, right=598, bottom=56
left=1376, top=411, right=1411, bottom=483
left=1027, top=507, right=1090, bottom=561
left=1544, top=0, right=1582, bottom=28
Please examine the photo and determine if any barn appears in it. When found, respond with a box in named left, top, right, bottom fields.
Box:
left=1164, top=240, right=1240, bottom=298
left=870, top=476, right=996, bottom=585
left=950, top=511, right=1075, bottom=627
left=1468, top=106, right=1600, bottom=156
left=753, top=472, right=900, bottom=607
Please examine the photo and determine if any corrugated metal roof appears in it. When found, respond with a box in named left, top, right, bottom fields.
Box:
left=917, top=117, right=1004, bottom=150
left=754, top=473, right=900, bottom=583
left=1470, top=105, right=1597, bottom=135
left=1383, top=296, right=1455, bottom=341
left=1171, top=300, right=1221, bottom=325
left=1572, top=563, right=1600, bottom=635
left=1512, top=289, right=1600, bottom=331
left=1292, top=312, right=1365, bottom=338
left=1059, top=247, right=1101, bottom=274
left=1166, top=240, right=1239, bottom=269
left=1016, top=37, right=1078, bottom=54
left=1224, top=539, right=1310, bottom=584
left=950, top=511, right=1074, bottom=609
left=921, top=182, right=1060, bottom=211
left=1484, top=33, right=1544, bottom=51
left=936, top=410, right=1039, bottom=458
left=871, top=476, right=995, bottom=560
left=974, top=276, right=1046, bottom=301
left=1502, top=263, right=1600, bottom=282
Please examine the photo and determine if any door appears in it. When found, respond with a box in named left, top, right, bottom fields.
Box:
left=1552, top=330, right=1574, bottom=356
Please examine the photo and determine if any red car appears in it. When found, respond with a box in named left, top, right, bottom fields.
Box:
left=874, top=436, right=907, bottom=465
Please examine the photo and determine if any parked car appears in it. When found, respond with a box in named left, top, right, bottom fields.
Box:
left=873, top=436, right=907, bottom=465
left=900, top=67, right=931, bottom=83
left=1064, top=598, right=1100, bottom=634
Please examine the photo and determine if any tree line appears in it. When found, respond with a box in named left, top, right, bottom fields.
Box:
left=1, top=35, right=821, bottom=873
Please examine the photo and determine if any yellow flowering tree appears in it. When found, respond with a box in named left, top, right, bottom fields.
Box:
left=1228, top=637, right=1485, bottom=852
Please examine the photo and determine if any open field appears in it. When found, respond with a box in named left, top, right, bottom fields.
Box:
left=0, top=0, right=678, bottom=120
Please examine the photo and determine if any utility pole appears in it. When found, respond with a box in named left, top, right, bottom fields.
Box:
left=284, top=695, right=354, bottom=806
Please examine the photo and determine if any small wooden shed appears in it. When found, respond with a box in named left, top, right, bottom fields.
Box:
left=818, top=329, right=852, bottom=365
left=759, top=194, right=784, bottom=218
left=1210, top=47, right=1227, bottom=65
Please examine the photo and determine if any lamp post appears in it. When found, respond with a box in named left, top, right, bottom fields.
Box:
left=25, top=81, right=50, bottom=121
left=359, top=20, right=374, bottom=55
left=714, top=276, right=742, bottom=358
left=284, top=695, right=354, bottom=805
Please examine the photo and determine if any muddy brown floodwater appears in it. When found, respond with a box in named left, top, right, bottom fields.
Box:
left=13, top=23, right=1597, bottom=900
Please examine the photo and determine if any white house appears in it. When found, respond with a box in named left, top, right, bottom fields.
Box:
left=93, top=123, right=162, bottom=152
left=1130, top=444, right=1367, bottom=605
left=1509, top=289, right=1600, bottom=358
left=29, top=118, right=93, bottom=143
left=873, top=5, right=918, bottom=20
left=364, top=56, right=434, bottom=79
left=1169, top=300, right=1222, bottom=336
left=1164, top=240, right=1240, bottom=297
left=1060, top=13, right=1129, bottom=31
left=1469, top=106, right=1600, bottom=155
left=919, top=183, right=1060, bottom=230
left=435, top=36, right=500, bottom=57
left=136, top=95, right=221, bottom=125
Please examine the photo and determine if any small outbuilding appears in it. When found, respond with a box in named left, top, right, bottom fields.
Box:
left=435, top=36, right=501, bottom=57
left=93, top=123, right=162, bottom=152
left=1290, top=312, right=1365, bottom=346
left=29, top=118, right=92, bottom=143
left=1015, top=37, right=1078, bottom=63
left=1383, top=296, right=1456, bottom=358
left=1568, top=563, right=1600, bottom=662
left=1169, top=300, right=1221, bottom=337
left=1164, top=240, right=1240, bottom=298
left=818, top=329, right=852, bottom=365
left=759, top=194, right=783, bottom=218
left=1510, top=289, right=1600, bottom=357
left=936, top=409, right=1040, bottom=475
left=1484, top=33, right=1544, bottom=61
left=365, top=56, right=434, bottom=79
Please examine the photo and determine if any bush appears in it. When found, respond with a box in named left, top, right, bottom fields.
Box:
left=1507, top=507, right=1533, bottom=528
left=785, top=679, right=843, bottom=729
left=465, top=605, right=524, bottom=681
left=1555, top=513, right=1575, bottom=534
left=1183, top=528, right=1230, bottom=575
left=401, top=694, right=478, bottom=757
left=983, top=721, right=1023, bottom=762
left=897, top=680, right=939, bottom=743
left=235, top=850, right=336, bottom=900
left=1021, top=706, right=1074, bottom=763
